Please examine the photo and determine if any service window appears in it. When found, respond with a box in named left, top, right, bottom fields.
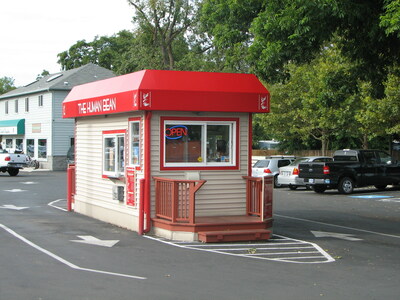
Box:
left=129, top=120, right=141, bottom=166
left=161, top=117, right=238, bottom=169
left=103, top=130, right=125, bottom=177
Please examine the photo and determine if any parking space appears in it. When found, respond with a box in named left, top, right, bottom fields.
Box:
left=1, top=171, right=400, bottom=299
left=145, top=234, right=335, bottom=264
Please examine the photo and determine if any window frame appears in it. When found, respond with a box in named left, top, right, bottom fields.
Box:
left=38, top=95, right=43, bottom=107
left=38, top=139, right=47, bottom=160
left=160, top=117, right=239, bottom=170
left=25, top=97, right=29, bottom=112
left=102, top=129, right=126, bottom=178
left=128, top=117, right=141, bottom=167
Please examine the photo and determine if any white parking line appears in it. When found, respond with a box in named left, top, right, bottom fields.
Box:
left=48, top=199, right=68, bottom=212
left=0, top=223, right=146, bottom=280
left=275, top=214, right=400, bottom=239
left=144, top=234, right=335, bottom=264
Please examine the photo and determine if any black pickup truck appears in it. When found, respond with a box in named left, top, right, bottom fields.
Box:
left=298, top=149, right=400, bottom=194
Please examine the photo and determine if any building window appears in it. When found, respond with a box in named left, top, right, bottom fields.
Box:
left=38, top=139, right=47, bottom=159
left=25, top=98, right=29, bottom=112
left=103, top=130, right=125, bottom=177
left=161, top=117, right=239, bottom=170
left=6, top=139, right=13, bottom=149
left=16, top=139, right=23, bottom=152
left=15, top=99, right=19, bottom=113
left=5, top=101, right=8, bottom=114
left=38, top=95, right=43, bottom=107
left=129, top=119, right=141, bottom=166
left=27, top=139, right=35, bottom=157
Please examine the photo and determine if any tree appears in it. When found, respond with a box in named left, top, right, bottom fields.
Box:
left=200, top=0, right=264, bottom=73
left=36, top=70, right=50, bottom=80
left=202, top=0, right=400, bottom=97
left=127, top=0, right=200, bottom=70
left=257, top=45, right=359, bottom=154
left=0, top=76, right=16, bottom=95
left=57, top=30, right=136, bottom=72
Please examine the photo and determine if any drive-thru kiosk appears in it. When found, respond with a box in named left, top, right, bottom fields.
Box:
left=63, top=70, right=272, bottom=242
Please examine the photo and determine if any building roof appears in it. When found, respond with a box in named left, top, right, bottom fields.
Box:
left=63, top=70, right=270, bottom=118
left=0, top=63, right=115, bottom=99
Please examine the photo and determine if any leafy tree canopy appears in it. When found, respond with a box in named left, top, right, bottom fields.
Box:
left=0, top=76, right=16, bottom=95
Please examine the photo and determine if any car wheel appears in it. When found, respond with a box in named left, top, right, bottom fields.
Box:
left=374, top=185, right=387, bottom=190
left=274, top=175, right=281, bottom=188
left=289, top=185, right=298, bottom=190
left=338, top=177, right=354, bottom=194
left=313, top=185, right=326, bottom=193
left=8, top=168, right=19, bottom=176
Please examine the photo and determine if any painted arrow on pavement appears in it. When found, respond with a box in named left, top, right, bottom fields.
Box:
left=311, top=231, right=363, bottom=241
left=0, top=205, right=29, bottom=210
left=70, top=235, right=119, bottom=247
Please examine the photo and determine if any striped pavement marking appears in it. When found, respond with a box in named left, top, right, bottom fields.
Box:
left=145, top=234, right=335, bottom=264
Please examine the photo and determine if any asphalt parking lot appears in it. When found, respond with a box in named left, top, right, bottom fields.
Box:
left=1, top=170, right=399, bottom=300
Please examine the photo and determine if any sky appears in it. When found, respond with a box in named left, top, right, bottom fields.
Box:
left=0, top=0, right=135, bottom=87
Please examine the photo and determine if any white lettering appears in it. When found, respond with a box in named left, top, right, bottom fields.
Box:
left=77, top=98, right=117, bottom=115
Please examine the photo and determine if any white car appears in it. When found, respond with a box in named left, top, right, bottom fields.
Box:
left=278, top=156, right=333, bottom=190
left=252, top=156, right=296, bottom=187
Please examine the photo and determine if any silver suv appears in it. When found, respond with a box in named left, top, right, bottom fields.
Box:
left=252, top=156, right=296, bottom=187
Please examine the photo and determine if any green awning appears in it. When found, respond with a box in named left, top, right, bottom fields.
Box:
left=0, top=119, right=25, bottom=135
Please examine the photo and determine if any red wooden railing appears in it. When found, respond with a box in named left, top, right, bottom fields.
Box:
left=153, top=177, right=206, bottom=225
left=243, top=176, right=273, bottom=221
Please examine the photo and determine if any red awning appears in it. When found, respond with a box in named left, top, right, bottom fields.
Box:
left=63, top=70, right=270, bottom=118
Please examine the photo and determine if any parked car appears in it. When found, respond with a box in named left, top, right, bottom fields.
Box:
left=278, top=156, right=333, bottom=190
left=298, top=149, right=400, bottom=194
left=0, top=148, right=29, bottom=176
left=252, top=156, right=296, bottom=187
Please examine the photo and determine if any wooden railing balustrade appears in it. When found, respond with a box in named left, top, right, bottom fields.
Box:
left=243, top=176, right=273, bottom=220
left=153, top=177, right=206, bottom=225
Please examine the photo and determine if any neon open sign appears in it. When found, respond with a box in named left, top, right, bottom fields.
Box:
left=165, top=125, right=188, bottom=140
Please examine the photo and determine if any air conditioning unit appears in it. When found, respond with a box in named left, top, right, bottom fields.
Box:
left=112, top=186, right=124, bottom=201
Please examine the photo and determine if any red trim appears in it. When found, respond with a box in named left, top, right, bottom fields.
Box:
left=63, top=70, right=270, bottom=118
left=128, top=117, right=141, bottom=122
left=144, top=111, right=152, bottom=233
left=159, top=117, right=240, bottom=171
left=102, top=129, right=126, bottom=134
left=248, top=113, right=253, bottom=177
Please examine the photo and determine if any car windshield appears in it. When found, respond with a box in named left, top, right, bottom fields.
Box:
left=290, top=157, right=309, bottom=166
left=254, top=160, right=270, bottom=168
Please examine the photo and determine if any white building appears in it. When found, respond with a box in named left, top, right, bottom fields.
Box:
left=0, top=64, right=114, bottom=170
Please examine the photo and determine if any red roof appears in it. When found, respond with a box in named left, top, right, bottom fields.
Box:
left=63, top=70, right=270, bottom=118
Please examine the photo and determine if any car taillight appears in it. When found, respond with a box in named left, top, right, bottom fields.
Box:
left=264, top=168, right=272, bottom=174
left=323, top=166, right=330, bottom=174
left=5, top=156, right=11, bottom=161
left=292, top=168, right=299, bottom=175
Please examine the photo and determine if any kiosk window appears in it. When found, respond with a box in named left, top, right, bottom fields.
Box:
left=162, top=118, right=238, bottom=169
left=103, top=130, right=125, bottom=177
left=129, top=121, right=141, bottom=166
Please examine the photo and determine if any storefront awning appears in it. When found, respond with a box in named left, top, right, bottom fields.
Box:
left=0, top=119, right=25, bottom=135
left=63, top=70, right=270, bottom=118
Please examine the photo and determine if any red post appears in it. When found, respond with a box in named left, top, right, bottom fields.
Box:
left=67, top=164, right=75, bottom=211
left=138, top=179, right=145, bottom=235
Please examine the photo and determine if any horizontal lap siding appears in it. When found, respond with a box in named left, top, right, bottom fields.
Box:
left=151, top=111, right=249, bottom=217
left=75, top=113, right=136, bottom=211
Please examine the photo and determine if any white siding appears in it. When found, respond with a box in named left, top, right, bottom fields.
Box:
left=74, top=113, right=143, bottom=231
left=151, top=111, right=250, bottom=217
